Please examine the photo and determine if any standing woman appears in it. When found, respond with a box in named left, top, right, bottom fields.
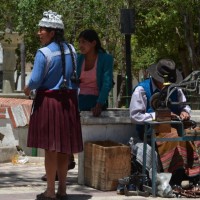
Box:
left=24, top=10, right=83, bottom=200
left=77, top=29, right=114, bottom=116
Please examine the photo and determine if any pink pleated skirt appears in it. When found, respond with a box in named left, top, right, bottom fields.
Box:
left=27, top=89, right=83, bottom=154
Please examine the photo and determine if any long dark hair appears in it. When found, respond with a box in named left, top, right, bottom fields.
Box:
left=78, top=29, right=106, bottom=53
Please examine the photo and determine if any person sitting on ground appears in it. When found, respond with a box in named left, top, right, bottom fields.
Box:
left=129, top=58, right=200, bottom=185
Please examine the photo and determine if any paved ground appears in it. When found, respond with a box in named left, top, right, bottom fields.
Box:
left=0, top=156, right=197, bottom=200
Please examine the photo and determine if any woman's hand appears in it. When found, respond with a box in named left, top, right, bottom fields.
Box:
left=91, top=103, right=102, bottom=117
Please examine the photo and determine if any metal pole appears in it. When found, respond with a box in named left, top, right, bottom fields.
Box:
left=20, top=42, right=25, bottom=90
left=125, top=34, right=132, bottom=104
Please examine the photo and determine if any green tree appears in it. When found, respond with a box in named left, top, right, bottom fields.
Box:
left=0, top=0, right=19, bottom=32
left=1, top=0, right=200, bottom=76
left=132, top=0, right=200, bottom=76
left=17, top=0, right=125, bottom=64
left=1, top=0, right=200, bottom=106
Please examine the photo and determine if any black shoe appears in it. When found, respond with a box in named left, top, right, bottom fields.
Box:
left=41, top=174, right=58, bottom=181
left=68, top=161, right=76, bottom=171
left=116, top=183, right=125, bottom=195
left=41, top=174, right=47, bottom=181
left=170, top=168, right=188, bottom=186
left=56, top=193, right=68, bottom=200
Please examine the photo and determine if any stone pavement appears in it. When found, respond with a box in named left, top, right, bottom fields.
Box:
left=0, top=156, right=196, bottom=200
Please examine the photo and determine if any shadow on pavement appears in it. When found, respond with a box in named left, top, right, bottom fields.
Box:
left=67, top=194, right=92, bottom=200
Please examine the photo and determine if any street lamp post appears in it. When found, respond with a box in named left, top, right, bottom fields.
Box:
left=120, top=8, right=135, bottom=106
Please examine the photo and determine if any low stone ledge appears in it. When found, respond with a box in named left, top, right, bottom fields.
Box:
left=191, top=110, right=200, bottom=124
left=80, top=109, right=200, bottom=125
left=0, top=146, right=16, bottom=163
left=0, top=93, right=27, bottom=99
left=80, top=108, right=131, bottom=125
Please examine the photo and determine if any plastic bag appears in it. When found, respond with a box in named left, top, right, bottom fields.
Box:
left=149, top=169, right=175, bottom=198
left=11, top=146, right=29, bottom=164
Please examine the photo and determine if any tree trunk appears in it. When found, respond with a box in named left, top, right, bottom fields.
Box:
left=178, top=46, right=191, bottom=77
left=183, top=14, right=200, bottom=71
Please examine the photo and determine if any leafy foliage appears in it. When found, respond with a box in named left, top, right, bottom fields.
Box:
left=0, top=0, right=20, bottom=31
left=133, top=0, right=200, bottom=75
left=16, top=0, right=125, bottom=66
left=1, top=0, right=200, bottom=104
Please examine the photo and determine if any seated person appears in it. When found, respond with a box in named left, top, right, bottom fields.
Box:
left=129, top=59, right=200, bottom=185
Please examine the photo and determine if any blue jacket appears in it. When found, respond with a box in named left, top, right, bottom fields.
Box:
left=135, top=78, right=181, bottom=139
left=77, top=51, right=113, bottom=105
left=137, top=78, right=180, bottom=114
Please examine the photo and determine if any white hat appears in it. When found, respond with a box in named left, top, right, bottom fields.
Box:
left=38, top=10, right=64, bottom=30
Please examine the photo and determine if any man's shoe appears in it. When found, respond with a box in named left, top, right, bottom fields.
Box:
left=68, top=161, right=76, bottom=171
left=41, top=174, right=47, bottom=181
left=41, top=174, right=58, bottom=181
left=116, top=183, right=125, bottom=195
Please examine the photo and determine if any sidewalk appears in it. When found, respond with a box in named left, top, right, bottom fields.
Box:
left=0, top=156, right=195, bottom=200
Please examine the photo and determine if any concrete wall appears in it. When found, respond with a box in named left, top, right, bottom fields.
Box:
left=78, top=109, right=136, bottom=184
left=0, top=97, right=32, bottom=163
left=0, top=105, right=137, bottom=163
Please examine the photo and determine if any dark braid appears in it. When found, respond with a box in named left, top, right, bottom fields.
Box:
left=59, top=42, right=66, bottom=80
